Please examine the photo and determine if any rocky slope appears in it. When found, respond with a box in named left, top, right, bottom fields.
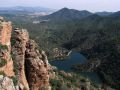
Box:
left=12, top=29, right=30, bottom=90
left=0, top=17, right=16, bottom=90
left=12, top=28, right=51, bottom=90
left=25, top=40, right=50, bottom=90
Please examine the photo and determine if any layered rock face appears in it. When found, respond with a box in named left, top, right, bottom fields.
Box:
left=0, top=18, right=12, bottom=46
left=25, top=40, right=50, bottom=90
left=0, top=17, right=14, bottom=76
left=12, top=28, right=51, bottom=90
left=12, top=29, right=29, bottom=90
left=0, top=17, right=51, bottom=90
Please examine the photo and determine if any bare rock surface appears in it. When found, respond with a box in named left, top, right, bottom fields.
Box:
left=12, top=28, right=51, bottom=90
left=0, top=75, right=16, bottom=90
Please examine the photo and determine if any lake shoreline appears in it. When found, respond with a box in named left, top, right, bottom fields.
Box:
left=50, top=51, right=103, bottom=84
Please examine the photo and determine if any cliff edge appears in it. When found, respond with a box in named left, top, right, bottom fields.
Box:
left=0, top=17, right=51, bottom=90
left=12, top=28, right=51, bottom=90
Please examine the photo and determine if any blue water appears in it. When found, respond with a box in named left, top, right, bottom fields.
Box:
left=50, top=51, right=102, bottom=84
left=50, top=52, right=87, bottom=71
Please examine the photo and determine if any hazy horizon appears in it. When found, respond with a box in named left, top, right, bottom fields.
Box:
left=0, top=0, right=120, bottom=12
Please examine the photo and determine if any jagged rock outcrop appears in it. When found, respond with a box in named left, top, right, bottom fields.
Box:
left=0, top=48, right=15, bottom=76
left=12, top=28, right=30, bottom=90
left=0, top=17, right=12, bottom=47
left=0, top=16, right=51, bottom=89
left=0, top=75, right=16, bottom=90
left=0, top=17, right=14, bottom=76
left=12, top=28, right=51, bottom=90
left=25, top=40, right=51, bottom=90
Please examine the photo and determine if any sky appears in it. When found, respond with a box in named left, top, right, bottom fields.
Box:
left=0, top=0, right=120, bottom=12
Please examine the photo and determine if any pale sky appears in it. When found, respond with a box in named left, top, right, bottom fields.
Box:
left=0, top=0, right=120, bottom=12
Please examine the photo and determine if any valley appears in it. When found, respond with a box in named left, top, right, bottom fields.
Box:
left=0, top=7, right=120, bottom=90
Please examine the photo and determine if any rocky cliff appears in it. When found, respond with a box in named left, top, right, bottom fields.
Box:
left=12, top=28, right=51, bottom=90
left=0, top=17, right=14, bottom=77
left=25, top=40, right=50, bottom=90
left=0, top=17, right=51, bottom=90
left=12, top=29, right=30, bottom=90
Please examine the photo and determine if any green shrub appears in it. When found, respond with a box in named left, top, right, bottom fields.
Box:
left=11, top=76, right=18, bottom=86
left=0, top=44, right=8, bottom=50
left=11, top=53, right=18, bottom=75
left=0, top=58, right=7, bottom=67
left=50, top=79, right=62, bottom=90
left=11, top=39, right=16, bottom=46
left=13, top=61, right=18, bottom=75
left=0, top=71, right=5, bottom=76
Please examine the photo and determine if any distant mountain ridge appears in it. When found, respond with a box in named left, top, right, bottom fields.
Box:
left=42, top=8, right=120, bottom=21
left=0, top=7, right=119, bottom=17
left=109, top=11, right=120, bottom=17
left=95, top=11, right=113, bottom=16
left=42, top=8, right=93, bottom=21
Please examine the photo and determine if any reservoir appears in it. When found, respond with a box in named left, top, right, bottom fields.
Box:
left=50, top=51, right=102, bottom=84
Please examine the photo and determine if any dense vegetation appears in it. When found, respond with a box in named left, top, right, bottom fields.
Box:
left=49, top=70, right=99, bottom=90
left=62, top=13, right=120, bottom=89
left=0, top=58, right=7, bottom=67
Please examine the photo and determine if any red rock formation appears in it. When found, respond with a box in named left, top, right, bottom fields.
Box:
left=25, top=40, right=51, bottom=90
left=0, top=17, right=51, bottom=90
left=0, top=18, right=12, bottom=47
left=12, top=29, right=29, bottom=90
left=12, top=28, right=51, bottom=90
left=0, top=17, right=14, bottom=77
